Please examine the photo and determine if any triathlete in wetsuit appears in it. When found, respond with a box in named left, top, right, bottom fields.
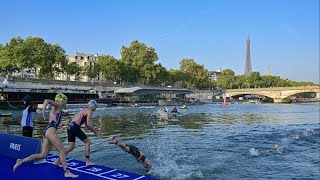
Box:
left=54, top=100, right=102, bottom=167
left=109, top=136, right=152, bottom=170
left=13, top=93, right=78, bottom=178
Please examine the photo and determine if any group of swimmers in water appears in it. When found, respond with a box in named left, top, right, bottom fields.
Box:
left=160, top=106, right=178, bottom=113
left=13, top=93, right=152, bottom=178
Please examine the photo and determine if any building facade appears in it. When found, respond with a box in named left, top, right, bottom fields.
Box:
left=12, top=68, right=36, bottom=79
left=57, top=52, right=100, bottom=82
left=207, top=69, right=222, bottom=81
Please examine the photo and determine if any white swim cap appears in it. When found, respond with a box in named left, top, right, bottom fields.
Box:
left=88, top=100, right=98, bottom=108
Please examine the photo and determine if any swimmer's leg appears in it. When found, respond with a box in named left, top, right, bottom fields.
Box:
left=13, top=138, right=51, bottom=172
left=53, top=142, right=75, bottom=167
left=82, top=138, right=94, bottom=166
left=46, top=129, right=78, bottom=178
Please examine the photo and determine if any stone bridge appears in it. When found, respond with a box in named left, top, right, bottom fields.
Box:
left=225, top=86, right=320, bottom=103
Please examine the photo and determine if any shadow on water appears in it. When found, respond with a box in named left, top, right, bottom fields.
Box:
left=208, top=113, right=280, bottom=125
left=99, top=113, right=154, bottom=137
left=178, top=114, right=207, bottom=129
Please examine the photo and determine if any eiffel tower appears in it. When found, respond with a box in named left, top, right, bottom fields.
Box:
left=244, top=35, right=252, bottom=75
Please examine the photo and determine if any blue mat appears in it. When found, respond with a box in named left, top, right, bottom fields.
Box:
left=0, top=154, right=158, bottom=180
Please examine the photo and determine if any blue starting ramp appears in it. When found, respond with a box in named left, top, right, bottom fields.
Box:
left=0, top=154, right=157, bottom=180
left=0, top=133, right=158, bottom=180
left=0, top=133, right=42, bottom=159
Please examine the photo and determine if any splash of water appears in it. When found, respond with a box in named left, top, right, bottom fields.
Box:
left=146, top=130, right=203, bottom=179
left=303, top=129, right=315, bottom=136
left=249, top=148, right=259, bottom=156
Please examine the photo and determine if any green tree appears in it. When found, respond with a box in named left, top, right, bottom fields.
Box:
left=61, top=62, right=83, bottom=80
left=153, top=63, right=168, bottom=86
left=235, top=75, right=246, bottom=88
left=23, top=37, right=49, bottom=77
left=38, top=44, right=67, bottom=79
left=246, top=72, right=262, bottom=88
left=167, top=69, right=178, bottom=85
left=0, top=36, right=67, bottom=79
left=140, top=63, right=168, bottom=86
left=179, top=58, right=211, bottom=89
left=0, top=37, right=24, bottom=75
left=120, top=40, right=159, bottom=84
left=85, top=64, right=99, bottom=81
left=216, top=69, right=236, bottom=89
left=96, top=55, right=123, bottom=83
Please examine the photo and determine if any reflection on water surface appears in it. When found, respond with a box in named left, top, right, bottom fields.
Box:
left=1, top=103, right=319, bottom=179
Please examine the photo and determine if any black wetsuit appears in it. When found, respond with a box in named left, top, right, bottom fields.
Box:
left=126, top=144, right=146, bottom=164
left=42, top=111, right=63, bottom=137
left=67, top=111, right=88, bottom=142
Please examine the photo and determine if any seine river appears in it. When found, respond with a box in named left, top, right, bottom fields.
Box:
left=1, top=103, right=319, bottom=179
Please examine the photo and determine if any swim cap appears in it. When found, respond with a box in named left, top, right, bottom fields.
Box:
left=21, top=95, right=32, bottom=101
left=88, top=100, right=98, bottom=108
left=55, top=93, right=68, bottom=102
left=274, top=144, right=279, bottom=149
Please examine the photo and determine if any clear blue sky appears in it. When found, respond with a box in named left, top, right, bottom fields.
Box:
left=1, top=0, right=319, bottom=83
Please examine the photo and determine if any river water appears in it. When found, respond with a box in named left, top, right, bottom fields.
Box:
left=1, top=103, right=319, bottom=179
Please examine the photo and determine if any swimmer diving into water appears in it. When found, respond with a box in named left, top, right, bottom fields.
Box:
left=108, top=136, right=152, bottom=171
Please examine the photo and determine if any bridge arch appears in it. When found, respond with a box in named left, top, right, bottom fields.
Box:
left=226, top=92, right=274, bottom=100
left=282, top=91, right=317, bottom=98
left=225, top=86, right=320, bottom=103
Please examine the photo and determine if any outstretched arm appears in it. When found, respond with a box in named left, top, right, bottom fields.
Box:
left=109, top=137, right=152, bottom=170
left=85, top=112, right=102, bottom=136
left=109, top=137, right=130, bottom=152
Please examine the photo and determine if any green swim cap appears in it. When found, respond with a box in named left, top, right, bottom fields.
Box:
left=55, top=93, right=68, bottom=102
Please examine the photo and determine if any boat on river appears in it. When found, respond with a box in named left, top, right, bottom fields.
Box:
left=0, top=113, right=12, bottom=117
left=180, top=105, right=188, bottom=109
left=156, top=107, right=180, bottom=120
left=157, top=112, right=179, bottom=120
left=130, top=103, right=141, bottom=107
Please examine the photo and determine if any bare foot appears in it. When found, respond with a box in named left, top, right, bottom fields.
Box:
left=108, top=136, right=117, bottom=144
left=53, top=158, right=59, bottom=165
left=86, top=161, right=95, bottom=166
left=53, top=158, right=62, bottom=167
left=108, top=135, right=115, bottom=141
left=13, top=159, right=23, bottom=172
left=64, top=170, right=79, bottom=178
